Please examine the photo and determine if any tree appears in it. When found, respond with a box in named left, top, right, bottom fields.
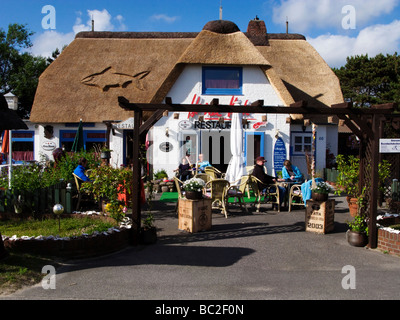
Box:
left=333, top=53, right=400, bottom=109
left=0, top=23, right=49, bottom=118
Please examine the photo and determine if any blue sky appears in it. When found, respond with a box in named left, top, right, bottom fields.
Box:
left=1, top=0, right=400, bottom=67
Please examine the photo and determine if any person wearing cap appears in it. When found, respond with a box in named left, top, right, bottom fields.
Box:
left=253, top=156, right=286, bottom=209
left=282, top=160, right=304, bottom=183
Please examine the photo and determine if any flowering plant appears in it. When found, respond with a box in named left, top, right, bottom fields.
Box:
left=182, top=178, right=205, bottom=192
left=311, top=181, right=334, bottom=194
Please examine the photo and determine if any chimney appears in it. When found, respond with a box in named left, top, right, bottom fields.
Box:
left=246, top=16, right=269, bottom=46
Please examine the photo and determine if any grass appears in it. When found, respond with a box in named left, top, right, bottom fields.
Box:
left=0, top=216, right=119, bottom=238
left=0, top=252, right=61, bottom=295
left=0, top=215, right=119, bottom=295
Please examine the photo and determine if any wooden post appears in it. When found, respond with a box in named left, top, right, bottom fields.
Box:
left=131, top=108, right=143, bottom=245
left=368, top=114, right=381, bottom=248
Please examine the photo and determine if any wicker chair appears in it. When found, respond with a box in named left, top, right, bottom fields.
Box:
left=205, top=179, right=230, bottom=218
left=195, top=173, right=212, bottom=184
left=205, top=166, right=225, bottom=180
left=173, top=176, right=185, bottom=214
left=225, top=175, right=250, bottom=214
left=288, top=184, right=304, bottom=212
left=249, top=175, right=281, bottom=212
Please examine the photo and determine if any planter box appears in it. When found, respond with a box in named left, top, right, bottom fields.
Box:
left=178, top=198, right=212, bottom=233
left=305, top=199, right=335, bottom=234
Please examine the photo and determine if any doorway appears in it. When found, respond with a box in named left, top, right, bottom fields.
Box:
left=201, top=131, right=231, bottom=172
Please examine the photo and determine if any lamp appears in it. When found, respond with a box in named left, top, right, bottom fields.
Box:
left=4, top=93, right=18, bottom=111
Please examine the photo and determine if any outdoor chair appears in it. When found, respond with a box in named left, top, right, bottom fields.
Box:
left=195, top=173, right=212, bottom=184
left=72, top=173, right=93, bottom=211
left=173, top=176, right=185, bottom=214
left=225, top=175, right=250, bottom=214
left=205, top=166, right=225, bottom=180
left=288, top=183, right=304, bottom=212
left=205, top=179, right=230, bottom=218
left=249, top=175, right=281, bottom=212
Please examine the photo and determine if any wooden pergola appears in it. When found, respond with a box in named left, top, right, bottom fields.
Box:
left=118, top=96, right=398, bottom=247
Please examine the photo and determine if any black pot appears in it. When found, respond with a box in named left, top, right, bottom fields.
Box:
left=312, top=192, right=328, bottom=202
left=139, top=227, right=157, bottom=244
left=346, top=230, right=368, bottom=247
left=185, top=191, right=203, bottom=200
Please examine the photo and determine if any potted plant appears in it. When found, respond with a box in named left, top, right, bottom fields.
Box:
left=311, top=181, right=334, bottom=201
left=182, top=177, right=206, bottom=200
left=140, top=213, right=157, bottom=244
left=100, top=147, right=112, bottom=160
left=335, top=155, right=360, bottom=216
left=346, top=214, right=369, bottom=247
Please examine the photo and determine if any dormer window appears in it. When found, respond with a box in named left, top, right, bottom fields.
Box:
left=202, top=66, right=242, bottom=95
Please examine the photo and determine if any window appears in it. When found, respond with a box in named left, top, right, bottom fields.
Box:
left=292, top=133, right=313, bottom=155
left=202, top=67, right=242, bottom=95
left=11, top=131, right=34, bottom=162
left=60, top=130, right=106, bottom=152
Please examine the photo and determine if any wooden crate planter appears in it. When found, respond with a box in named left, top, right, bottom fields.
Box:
left=305, top=199, right=335, bottom=234
left=178, top=198, right=212, bottom=233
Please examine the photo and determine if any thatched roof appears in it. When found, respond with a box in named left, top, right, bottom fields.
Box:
left=30, top=19, right=343, bottom=124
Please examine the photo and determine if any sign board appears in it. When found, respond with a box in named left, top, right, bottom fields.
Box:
left=273, top=137, right=286, bottom=174
left=113, top=118, right=134, bottom=129
left=42, top=141, right=56, bottom=151
left=379, top=139, right=400, bottom=153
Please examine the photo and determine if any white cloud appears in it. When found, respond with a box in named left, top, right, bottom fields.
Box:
left=30, top=30, right=75, bottom=58
left=31, top=9, right=126, bottom=58
left=308, top=20, right=400, bottom=67
left=150, top=14, right=179, bottom=24
left=272, top=0, right=399, bottom=33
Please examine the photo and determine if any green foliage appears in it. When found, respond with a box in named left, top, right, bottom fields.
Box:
left=153, top=169, right=168, bottom=180
left=0, top=23, right=49, bottom=118
left=82, top=166, right=133, bottom=222
left=333, top=53, right=400, bottom=109
left=347, top=215, right=369, bottom=235
left=0, top=151, right=100, bottom=190
left=335, top=154, right=360, bottom=198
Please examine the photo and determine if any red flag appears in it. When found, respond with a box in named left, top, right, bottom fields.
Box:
left=1, top=130, right=9, bottom=154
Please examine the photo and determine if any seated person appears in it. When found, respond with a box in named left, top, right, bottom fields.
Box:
left=282, top=160, right=304, bottom=183
left=253, top=156, right=286, bottom=206
left=196, top=153, right=211, bottom=173
left=174, top=156, right=192, bottom=181
left=73, top=157, right=91, bottom=182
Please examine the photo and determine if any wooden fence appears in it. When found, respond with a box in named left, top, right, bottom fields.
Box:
left=0, top=179, right=75, bottom=215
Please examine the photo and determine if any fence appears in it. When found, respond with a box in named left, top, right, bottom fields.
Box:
left=324, top=168, right=339, bottom=184
left=0, top=179, right=75, bottom=215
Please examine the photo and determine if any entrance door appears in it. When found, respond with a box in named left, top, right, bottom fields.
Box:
left=201, top=131, right=231, bottom=172
left=245, top=132, right=264, bottom=166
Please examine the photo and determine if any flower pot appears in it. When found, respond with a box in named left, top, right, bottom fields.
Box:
left=185, top=191, right=203, bottom=200
left=312, top=192, right=328, bottom=202
left=346, top=229, right=368, bottom=247
left=139, top=227, right=157, bottom=244
left=346, top=196, right=358, bottom=217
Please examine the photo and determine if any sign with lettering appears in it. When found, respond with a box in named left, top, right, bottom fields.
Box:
left=379, top=139, right=400, bottom=153
left=273, top=137, right=286, bottom=174
left=159, top=142, right=173, bottom=152
left=42, top=141, right=57, bottom=151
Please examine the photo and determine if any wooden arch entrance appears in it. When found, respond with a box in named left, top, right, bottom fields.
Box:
left=118, top=96, right=398, bottom=247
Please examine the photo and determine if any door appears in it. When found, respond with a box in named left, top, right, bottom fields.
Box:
left=201, top=131, right=231, bottom=172
left=245, top=132, right=264, bottom=166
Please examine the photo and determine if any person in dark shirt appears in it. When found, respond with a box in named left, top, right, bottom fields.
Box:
left=175, top=156, right=192, bottom=181
left=252, top=156, right=286, bottom=207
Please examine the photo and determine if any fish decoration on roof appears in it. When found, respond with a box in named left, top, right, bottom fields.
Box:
left=81, top=67, right=150, bottom=92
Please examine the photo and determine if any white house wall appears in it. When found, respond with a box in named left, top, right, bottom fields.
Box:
left=151, top=65, right=291, bottom=178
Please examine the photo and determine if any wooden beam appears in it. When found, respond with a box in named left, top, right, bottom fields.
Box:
left=131, top=108, right=142, bottom=245
left=139, top=109, right=165, bottom=137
